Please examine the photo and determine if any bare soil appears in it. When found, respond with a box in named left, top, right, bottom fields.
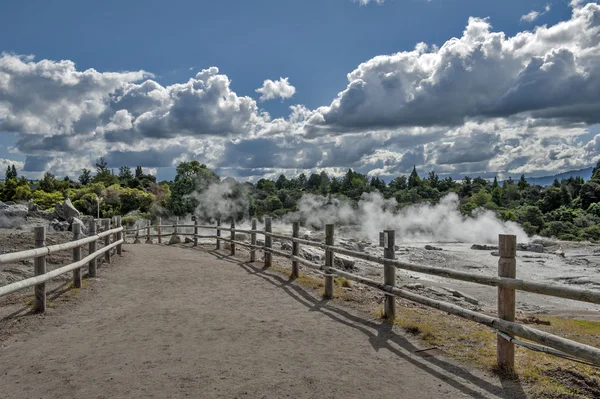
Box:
left=0, top=243, right=527, bottom=398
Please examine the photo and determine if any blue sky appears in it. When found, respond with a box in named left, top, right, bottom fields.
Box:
left=1, top=0, right=599, bottom=181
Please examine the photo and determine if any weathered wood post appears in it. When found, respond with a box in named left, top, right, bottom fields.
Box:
left=292, top=221, right=300, bottom=278
left=145, top=219, right=153, bottom=244
left=230, top=219, right=236, bottom=255
left=194, top=216, right=198, bottom=247
left=116, top=215, right=122, bottom=256
left=134, top=221, right=141, bottom=244
left=379, top=232, right=384, bottom=247
left=103, top=219, right=111, bottom=264
left=88, top=220, right=97, bottom=278
left=498, top=234, right=517, bottom=373
left=250, top=219, right=257, bottom=262
left=72, top=223, right=82, bottom=288
left=264, top=217, right=272, bottom=267
left=384, top=230, right=396, bottom=319
left=157, top=217, right=162, bottom=244
left=324, top=224, right=335, bottom=299
left=33, top=226, right=46, bottom=313
left=216, top=217, right=221, bottom=250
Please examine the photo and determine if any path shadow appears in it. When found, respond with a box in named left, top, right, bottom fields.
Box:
left=207, top=249, right=527, bottom=399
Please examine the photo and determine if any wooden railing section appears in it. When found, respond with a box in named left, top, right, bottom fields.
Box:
left=0, top=216, right=124, bottom=312
left=126, top=217, right=600, bottom=372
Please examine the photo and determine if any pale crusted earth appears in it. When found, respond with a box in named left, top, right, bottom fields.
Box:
left=0, top=244, right=527, bottom=398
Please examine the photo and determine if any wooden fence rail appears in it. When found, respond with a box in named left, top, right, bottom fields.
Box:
left=123, top=217, right=600, bottom=372
left=0, top=218, right=124, bottom=312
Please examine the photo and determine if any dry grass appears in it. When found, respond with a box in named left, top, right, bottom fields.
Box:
left=379, top=306, right=600, bottom=398
left=264, top=256, right=600, bottom=398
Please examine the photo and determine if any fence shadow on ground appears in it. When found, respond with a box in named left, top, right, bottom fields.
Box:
left=207, top=249, right=527, bottom=399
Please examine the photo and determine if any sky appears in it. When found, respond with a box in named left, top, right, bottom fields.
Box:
left=1, top=0, right=600, bottom=182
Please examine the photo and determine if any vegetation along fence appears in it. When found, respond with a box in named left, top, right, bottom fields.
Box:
left=0, top=216, right=124, bottom=313
left=126, top=216, right=600, bottom=373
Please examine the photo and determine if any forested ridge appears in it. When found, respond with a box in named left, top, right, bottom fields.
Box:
left=3, top=158, right=600, bottom=241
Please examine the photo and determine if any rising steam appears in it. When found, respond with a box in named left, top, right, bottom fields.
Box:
left=190, top=180, right=528, bottom=244
left=286, top=192, right=528, bottom=244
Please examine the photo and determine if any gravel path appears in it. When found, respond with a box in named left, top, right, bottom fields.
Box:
left=0, top=244, right=526, bottom=398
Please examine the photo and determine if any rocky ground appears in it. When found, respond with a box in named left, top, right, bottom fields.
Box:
left=166, top=224, right=600, bottom=320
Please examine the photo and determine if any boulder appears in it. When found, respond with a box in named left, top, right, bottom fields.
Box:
left=0, top=201, right=28, bottom=218
left=424, top=245, right=442, bottom=251
left=281, top=241, right=293, bottom=251
left=471, top=244, right=498, bottom=250
left=184, top=237, right=194, bottom=244
left=168, top=234, right=181, bottom=245
left=517, top=243, right=544, bottom=253
left=62, top=198, right=80, bottom=221
left=300, top=246, right=322, bottom=262
left=334, top=255, right=356, bottom=270
left=54, top=201, right=65, bottom=219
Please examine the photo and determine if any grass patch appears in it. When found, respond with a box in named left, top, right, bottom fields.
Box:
left=382, top=306, right=600, bottom=398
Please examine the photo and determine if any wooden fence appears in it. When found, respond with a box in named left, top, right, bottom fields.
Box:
left=126, top=217, right=600, bottom=372
left=0, top=216, right=124, bottom=313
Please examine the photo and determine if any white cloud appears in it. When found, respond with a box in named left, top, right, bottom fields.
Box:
left=308, top=3, right=600, bottom=135
left=520, top=3, right=551, bottom=23
left=356, top=0, right=385, bottom=4
left=255, top=77, right=296, bottom=102
left=520, top=10, right=541, bottom=23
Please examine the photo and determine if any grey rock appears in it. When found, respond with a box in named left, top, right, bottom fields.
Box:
left=168, top=234, right=181, bottom=245
left=424, top=245, right=442, bottom=251
left=235, top=233, right=248, bottom=241
left=70, top=217, right=87, bottom=234
left=281, top=241, right=293, bottom=251
left=334, top=255, right=356, bottom=270
left=517, top=243, right=544, bottom=253
left=471, top=244, right=498, bottom=250
left=184, top=237, right=194, bottom=243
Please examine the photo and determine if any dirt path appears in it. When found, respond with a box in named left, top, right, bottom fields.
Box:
left=0, top=244, right=527, bottom=398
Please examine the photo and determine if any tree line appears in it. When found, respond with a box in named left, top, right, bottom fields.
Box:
left=2, top=159, right=600, bottom=241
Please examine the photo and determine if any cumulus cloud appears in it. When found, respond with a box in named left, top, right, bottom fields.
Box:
left=308, top=3, right=600, bottom=134
left=255, top=77, right=296, bottom=101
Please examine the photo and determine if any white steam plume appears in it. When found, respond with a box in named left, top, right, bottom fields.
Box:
left=288, top=192, right=528, bottom=244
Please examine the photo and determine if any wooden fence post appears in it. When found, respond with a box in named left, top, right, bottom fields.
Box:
left=324, top=224, right=334, bottom=299
left=379, top=232, right=384, bottom=247
left=194, top=217, right=198, bottom=247
left=116, top=215, right=122, bottom=256
left=230, top=219, right=236, bottom=255
left=134, top=221, right=141, bottom=244
left=384, top=230, right=396, bottom=319
left=264, top=217, right=272, bottom=267
left=157, top=217, right=162, bottom=244
left=292, top=221, right=299, bottom=278
left=88, top=220, right=97, bottom=277
left=72, top=223, right=82, bottom=288
left=145, top=219, right=153, bottom=244
left=250, top=219, right=257, bottom=262
left=216, top=218, right=221, bottom=250
left=498, top=234, right=517, bottom=373
left=103, top=219, right=111, bottom=264
left=33, top=226, right=46, bottom=313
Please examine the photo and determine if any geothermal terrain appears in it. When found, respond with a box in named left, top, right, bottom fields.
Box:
left=1, top=207, right=599, bottom=321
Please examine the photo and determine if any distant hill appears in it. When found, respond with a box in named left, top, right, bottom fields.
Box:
left=525, top=167, right=594, bottom=187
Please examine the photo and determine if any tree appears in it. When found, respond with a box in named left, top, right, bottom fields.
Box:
left=275, top=174, right=288, bottom=190
left=408, top=166, right=421, bottom=189
left=135, top=166, right=143, bottom=179
left=5, top=165, right=17, bottom=180
left=118, top=166, right=134, bottom=185
left=166, top=161, right=220, bottom=215
left=427, top=171, right=440, bottom=190
left=389, top=176, right=407, bottom=191
left=95, top=157, right=108, bottom=174
left=518, top=174, right=530, bottom=190
left=306, top=173, right=322, bottom=191
left=39, top=172, right=57, bottom=193
left=79, top=168, right=92, bottom=185
left=492, top=176, right=499, bottom=189
left=319, top=171, right=330, bottom=196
